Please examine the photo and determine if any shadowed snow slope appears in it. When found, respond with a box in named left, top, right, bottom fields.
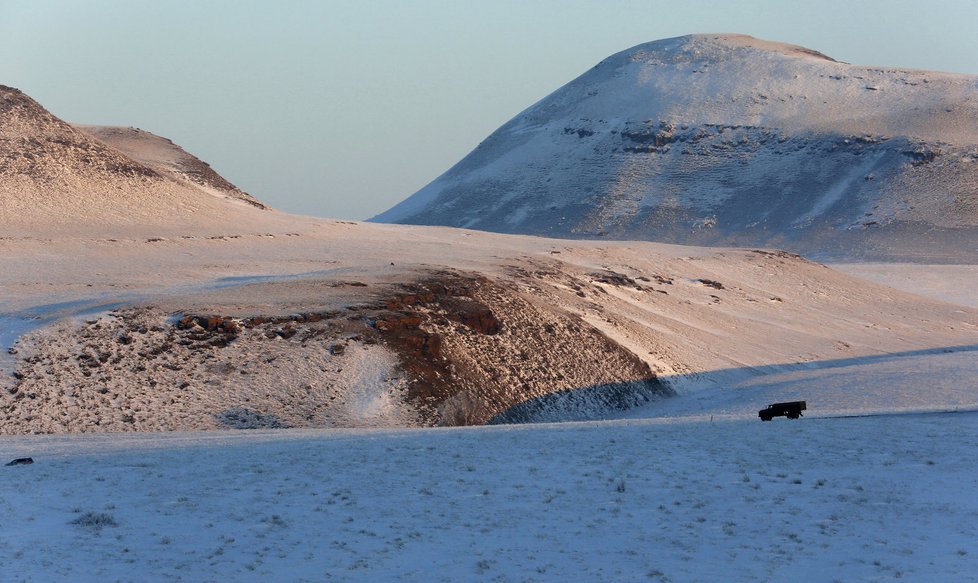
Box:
left=373, top=34, right=978, bottom=262
left=0, top=85, right=303, bottom=238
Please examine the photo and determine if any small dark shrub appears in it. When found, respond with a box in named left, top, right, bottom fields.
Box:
left=70, top=511, right=118, bottom=531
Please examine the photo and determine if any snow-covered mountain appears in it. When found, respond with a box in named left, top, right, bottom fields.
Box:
left=373, top=34, right=978, bottom=261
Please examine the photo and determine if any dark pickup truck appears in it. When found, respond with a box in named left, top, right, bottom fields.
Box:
left=758, top=401, right=806, bottom=421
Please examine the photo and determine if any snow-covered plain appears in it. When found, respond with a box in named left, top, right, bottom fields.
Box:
left=2, top=249, right=976, bottom=580
left=3, top=412, right=978, bottom=582
left=5, top=227, right=976, bottom=432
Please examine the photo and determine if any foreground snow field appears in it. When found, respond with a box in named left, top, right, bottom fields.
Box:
left=2, top=411, right=977, bottom=582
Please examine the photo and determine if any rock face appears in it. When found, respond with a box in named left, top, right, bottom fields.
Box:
left=0, top=85, right=273, bottom=237
left=373, top=34, right=978, bottom=262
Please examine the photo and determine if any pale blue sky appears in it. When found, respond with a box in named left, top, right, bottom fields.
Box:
left=2, top=1, right=976, bottom=219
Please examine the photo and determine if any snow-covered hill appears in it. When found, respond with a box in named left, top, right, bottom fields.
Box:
left=373, top=34, right=978, bottom=262
left=2, top=80, right=976, bottom=434
left=3, top=70, right=978, bottom=582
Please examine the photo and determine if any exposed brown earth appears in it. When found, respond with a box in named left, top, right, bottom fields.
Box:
left=2, top=270, right=672, bottom=433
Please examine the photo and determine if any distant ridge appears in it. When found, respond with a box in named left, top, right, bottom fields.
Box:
left=75, top=125, right=266, bottom=209
left=374, top=34, right=978, bottom=262
left=0, top=85, right=275, bottom=237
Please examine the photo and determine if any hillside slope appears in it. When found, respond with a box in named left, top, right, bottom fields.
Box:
left=374, top=34, right=978, bottom=261
left=2, top=77, right=975, bottom=434
left=3, top=222, right=975, bottom=433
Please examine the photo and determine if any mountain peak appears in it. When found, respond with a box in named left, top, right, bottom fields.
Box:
left=615, top=33, right=839, bottom=66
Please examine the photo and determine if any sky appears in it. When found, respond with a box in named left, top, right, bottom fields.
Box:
left=1, top=0, right=977, bottom=220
